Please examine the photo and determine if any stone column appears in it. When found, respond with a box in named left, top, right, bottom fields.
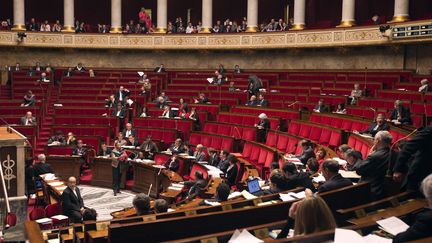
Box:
left=110, top=0, right=122, bottom=33
left=338, top=0, right=356, bottom=27
left=62, top=0, right=75, bottom=32
left=392, top=0, right=409, bottom=22
left=292, top=0, right=306, bottom=30
left=200, top=0, right=212, bottom=33
left=156, top=0, right=168, bottom=33
left=11, top=0, right=25, bottom=31
left=246, top=0, right=258, bottom=32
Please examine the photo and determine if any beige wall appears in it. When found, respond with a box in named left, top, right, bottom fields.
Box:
left=0, top=44, right=430, bottom=73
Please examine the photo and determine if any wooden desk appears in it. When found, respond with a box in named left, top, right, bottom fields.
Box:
left=348, top=199, right=427, bottom=225
left=86, top=229, right=108, bottom=243
left=131, top=161, right=183, bottom=198
left=46, top=155, right=81, bottom=182
left=92, top=157, right=127, bottom=189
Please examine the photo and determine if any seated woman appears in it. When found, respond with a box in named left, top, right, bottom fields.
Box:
left=178, top=98, right=188, bottom=112
left=333, top=103, right=346, bottom=114
left=178, top=108, right=189, bottom=119
left=188, top=107, right=201, bottom=130
left=225, top=155, right=239, bottom=187
left=277, top=190, right=336, bottom=239
left=21, top=90, right=36, bottom=107
left=315, top=147, right=327, bottom=169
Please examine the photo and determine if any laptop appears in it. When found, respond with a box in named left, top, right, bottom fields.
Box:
left=247, top=178, right=261, bottom=194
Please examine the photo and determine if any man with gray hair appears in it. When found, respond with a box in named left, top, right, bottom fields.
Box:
left=133, top=193, right=151, bottom=216
left=33, top=154, right=53, bottom=178
left=356, top=131, right=392, bottom=199
left=393, top=174, right=432, bottom=242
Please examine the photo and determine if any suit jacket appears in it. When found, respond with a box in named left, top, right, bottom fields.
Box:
left=126, top=140, right=140, bottom=147
left=193, top=151, right=206, bottom=162
left=154, top=67, right=166, bottom=73
left=394, top=127, right=432, bottom=192
left=20, top=116, right=37, bottom=126
left=296, top=146, right=315, bottom=164
left=355, top=147, right=390, bottom=199
left=169, top=144, right=185, bottom=154
left=33, top=162, right=53, bottom=178
left=140, top=141, right=158, bottom=153
left=361, top=122, right=390, bottom=137
left=23, top=95, right=36, bottom=106
left=284, top=172, right=315, bottom=191
left=226, top=163, right=238, bottom=186
left=257, top=99, right=268, bottom=107
left=123, top=129, right=137, bottom=138
left=63, top=70, right=73, bottom=77
left=114, top=90, right=130, bottom=102
left=113, top=108, right=126, bottom=118
left=317, top=174, right=353, bottom=193
left=257, top=119, right=270, bottom=132
left=218, top=159, right=229, bottom=173
left=156, top=101, right=167, bottom=109
left=164, top=158, right=180, bottom=172
left=208, top=154, right=220, bottom=167
left=98, top=148, right=112, bottom=157
left=72, top=147, right=87, bottom=158
left=48, top=136, right=66, bottom=145
left=61, top=186, right=84, bottom=215
left=197, top=97, right=209, bottom=104
left=314, top=105, right=327, bottom=113
left=245, top=100, right=257, bottom=106
left=389, top=106, right=412, bottom=125
left=184, top=179, right=207, bottom=195
left=393, top=209, right=432, bottom=243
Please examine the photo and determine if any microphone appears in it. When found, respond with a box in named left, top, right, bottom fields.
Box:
left=287, top=101, right=299, bottom=107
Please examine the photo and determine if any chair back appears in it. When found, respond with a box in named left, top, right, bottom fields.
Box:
left=45, top=203, right=62, bottom=218
left=30, top=207, right=46, bottom=220
left=5, top=213, right=17, bottom=227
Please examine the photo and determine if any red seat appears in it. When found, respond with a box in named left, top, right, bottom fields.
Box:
left=257, top=149, right=268, bottom=165
left=265, top=132, right=278, bottom=147
left=210, top=137, right=222, bottom=150
left=276, top=135, right=289, bottom=151
left=45, top=203, right=62, bottom=218
left=189, top=134, right=201, bottom=145
left=184, top=164, right=209, bottom=181
left=286, top=138, right=298, bottom=154
left=154, top=153, right=169, bottom=165
left=6, top=213, right=17, bottom=227
left=319, top=129, right=332, bottom=145
left=201, top=135, right=211, bottom=147
left=217, top=125, right=232, bottom=136
left=221, top=138, right=233, bottom=151
left=309, top=126, right=322, bottom=141
left=298, top=124, right=311, bottom=138
left=241, top=143, right=253, bottom=158
left=241, top=128, right=256, bottom=141
left=328, top=130, right=341, bottom=147
left=29, top=207, right=46, bottom=220
left=249, top=146, right=260, bottom=163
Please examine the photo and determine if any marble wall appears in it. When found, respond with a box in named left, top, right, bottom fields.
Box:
left=0, top=44, right=430, bottom=73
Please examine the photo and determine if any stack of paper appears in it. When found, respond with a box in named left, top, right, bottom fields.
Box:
left=227, top=191, right=242, bottom=200
left=51, top=215, right=68, bottom=220
left=241, top=190, right=257, bottom=200
left=152, top=165, right=166, bottom=169
left=333, top=157, right=347, bottom=166
left=229, top=229, right=264, bottom=243
left=377, top=217, right=409, bottom=236
left=334, top=228, right=392, bottom=243
left=204, top=200, right=221, bottom=206
left=312, top=174, right=326, bottom=183
left=279, top=191, right=306, bottom=202
left=339, top=170, right=361, bottom=179
left=48, top=181, right=64, bottom=187
left=36, top=218, right=52, bottom=224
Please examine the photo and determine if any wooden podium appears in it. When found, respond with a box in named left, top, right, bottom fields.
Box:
left=46, top=155, right=81, bottom=182
left=92, top=157, right=127, bottom=188
left=0, top=126, right=28, bottom=226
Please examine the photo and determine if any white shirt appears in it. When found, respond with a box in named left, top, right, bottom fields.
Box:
left=125, top=130, right=132, bottom=137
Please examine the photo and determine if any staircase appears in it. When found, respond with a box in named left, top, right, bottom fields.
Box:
left=0, top=84, right=11, bottom=99
left=34, top=86, right=59, bottom=155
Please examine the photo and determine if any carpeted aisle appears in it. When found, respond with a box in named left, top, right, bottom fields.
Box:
left=79, top=185, right=136, bottom=221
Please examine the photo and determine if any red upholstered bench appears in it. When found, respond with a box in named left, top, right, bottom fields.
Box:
left=238, top=141, right=277, bottom=178
left=188, top=132, right=235, bottom=152
left=347, top=133, right=372, bottom=159
left=217, top=112, right=281, bottom=130
left=288, top=120, right=344, bottom=147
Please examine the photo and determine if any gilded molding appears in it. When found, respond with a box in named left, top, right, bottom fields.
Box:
left=0, top=20, right=431, bottom=50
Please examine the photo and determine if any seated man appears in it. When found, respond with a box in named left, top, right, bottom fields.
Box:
left=356, top=113, right=390, bottom=137
left=115, top=86, right=130, bottom=103
left=257, top=94, right=268, bottom=107
left=155, top=96, right=166, bottom=109
left=194, top=93, right=209, bottom=104
left=282, top=162, right=315, bottom=191
left=217, top=150, right=230, bottom=173
left=388, top=100, right=412, bottom=125
left=295, top=140, right=315, bottom=165
left=349, top=83, right=362, bottom=105
left=207, top=148, right=220, bottom=167
left=253, top=170, right=286, bottom=196
left=418, top=78, right=429, bottom=93
left=394, top=174, right=432, bottom=243
left=313, top=99, right=327, bottom=113
left=48, top=130, right=66, bottom=146
left=193, top=144, right=206, bottom=162
left=160, top=105, right=174, bottom=118
left=184, top=170, right=207, bottom=196
left=61, top=176, right=85, bottom=223
left=39, top=72, right=50, bottom=82
left=245, top=95, right=257, bottom=106
left=154, top=199, right=168, bottom=213
left=82, top=208, right=97, bottom=221
left=317, top=160, right=352, bottom=193
left=72, top=140, right=87, bottom=159
left=200, top=182, right=231, bottom=206
left=344, top=149, right=363, bottom=171
left=20, top=111, right=37, bottom=126
left=21, top=90, right=36, bottom=107
left=164, top=155, right=180, bottom=172
left=168, top=138, right=185, bottom=154
left=123, top=123, right=137, bottom=138
left=33, top=154, right=53, bottom=178
left=132, top=193, right=151, bottom=216
left=139, top=135, right=159, bottom=159
left=74, top=63, right=86, bottom=72
left=356, top=131, right=392, bottom=199
left=126, top=135, right=140, bottom=147
left=154, top=64, right=166, bottom=73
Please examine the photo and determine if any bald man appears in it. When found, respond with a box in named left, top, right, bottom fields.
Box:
left=61, top=176, right=85, bottom=223
left=20, top=111, right=37, bottom=126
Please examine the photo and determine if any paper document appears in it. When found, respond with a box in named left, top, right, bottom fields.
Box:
left=241, top=190, right=257, bottom=200
left=312, top=174, right=326, bottom=183
left=204, top=200, right=221, bottom=206
left=335, top=228, right=392, bottom=243
left=376, top=216, right=409, bottom=236
left=137, top=71, right=145, bottom=76
left=36, top=218, right=53, bottom=224
left=229, top=229, right=264, bottom=243
left=339, top=170, right=361, bottom=179
left=228, top=191, right=242, bottom=200
left=48, top=181, right=64, bottom=187
left=51, top=215, right=68, bottom=220
left=333, top=157, right=347, bottom=166
left=207, top=78, right=214, bottom=83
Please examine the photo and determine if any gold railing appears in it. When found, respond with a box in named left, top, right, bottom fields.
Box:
left=0, top=19, right=431, bottom=50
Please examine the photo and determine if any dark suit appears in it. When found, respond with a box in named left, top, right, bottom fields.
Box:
left=113, top=107, right=126, bottom=118
left=63, top=70, right=73, bottom=77
left=23, top=95, right=36, bottom=106
left=389, top=106, right=412, bottom=125
left=123, top=129, right=137, bottom=138
left=226, top=163, right=238, bottom=186
left=393, top=210, right=432, bottom=243
left=164, top=158, right=180, bottom=172
left=234, top=68, right=243, bottom=73
left=98, top=148, right=112, bottom=157
left=208, top=154, right=220, bottom=167
left=184, top=179, right=207, bottom=196
left=33, top=162, right=53, bottom=178
left=47, top=136, right=66, bottom=145
left=394, top=127, right=432, bottom=193
left=361, top=122, right=390, bottom=137
left=218, top=159, right=229, bottom=173
left=61, top=186, right=84, bottom=223
left=126, top=140, right=140, bottom=147
left=257, top=99, right=268, bottom=107
left=296, top=146, right=315, bottom=165
left=156, top=101, right=167, bottom=109
left=314, top=105, right=327, bottom=113
left=20, top=116, right=37, bottom=126
left=356, top=147, right=390, bottom=199
left=257, top=119, right=271, bottom=143
left=114, top=90, right=130, bottom=102
left=140, top=141, right=159, bottom=159
left=193, top=151, right=206, bottom=162
left=154, top=67, right=166, bottom=73
left=169, top=145, right=185, bottom=154
left=196, top=97, right=209, bottom=104
left=317, top=174, right=353, bottom=193
left=245, top=100, right=257, bottom=106
left=284, top=172, right=315, bottom=191
left=74, top=67, right=86, bottom=72
left=72, top=147, right=87, bottom=158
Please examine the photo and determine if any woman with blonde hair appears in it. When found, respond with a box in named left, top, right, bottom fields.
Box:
left=277, top=191, right=336, bottom=238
